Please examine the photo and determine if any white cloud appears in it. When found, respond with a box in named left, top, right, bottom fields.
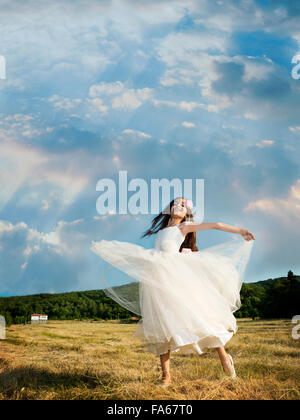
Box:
left=112, top=88, right=153, bottom=110
left=256, top=139, right=274, bottom=148
left=47, top=83, right=154, bottom=115
left=113, top=87, right=153, bottom=110
left=160, top=68, right=199, bottom=87
left=86, top=98, right=108, bottom=114
left=244, top=112, right=260, bottom=120
left=0, top=3, right=116, bottom=90
left=3, top=114, right=34, bottom=122
left=0, top=218, right=85, bottom=259
left=0, top=138, right=89, bottom=211
left=89, top=81, right=124, bottom=97
left=242, top=56, right=274, bottom=82
left=122, top=129, right=152, bottom=139
left=0, top=217, right=93, bottom=294
left=41, top=219, right=84, bottom=256
left=245, top=179, right=300, bottom=223
left=222, top=124, right=242, bottom=130
left=21, top=262, right=28, bottom=270
left=182, top=121, right=195, bottom=128
left=153, top=98, right=219, bottom=113
left=87, top=82, right=154, bottom=112
left=193, top=0, right=264, bottom=33
left=48, top=95, right=82, bottom=111
left=156, top=32, right=228, bottom=68
left=156, top=31, right=277, bottom=116
left=289, top=126, right=300, bottom=133
left=0, top=113, right=53, bottom=141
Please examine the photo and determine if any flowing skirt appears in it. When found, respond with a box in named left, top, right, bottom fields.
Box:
left=91, top=236, right=254, bottom=356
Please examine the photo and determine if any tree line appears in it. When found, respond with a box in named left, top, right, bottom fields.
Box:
left=0, top=271, right=299, bottom=325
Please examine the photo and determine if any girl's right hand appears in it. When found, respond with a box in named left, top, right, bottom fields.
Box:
left=240, top=229, right=255, bottom=241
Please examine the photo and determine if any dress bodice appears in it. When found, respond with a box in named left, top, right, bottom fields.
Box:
left=154, top=225, right=185, bottom=253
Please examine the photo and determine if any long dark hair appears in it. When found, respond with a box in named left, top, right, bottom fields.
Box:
left=141, top=198, right=198, bottom=252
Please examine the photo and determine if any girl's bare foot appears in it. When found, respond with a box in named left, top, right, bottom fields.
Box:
left=216, top=347, right=236, bottom=378
left=221, top=354, right=234, bottom=377
left=159, top=372, right=171, bottom=387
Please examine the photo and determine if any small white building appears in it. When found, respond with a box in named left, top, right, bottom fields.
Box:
left=0, top=315, right=5, bottom=339
left=31, top=314, right=48, bottom=324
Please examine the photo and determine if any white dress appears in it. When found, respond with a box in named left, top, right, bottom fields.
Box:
left=91, top=223, right=254, bottom=356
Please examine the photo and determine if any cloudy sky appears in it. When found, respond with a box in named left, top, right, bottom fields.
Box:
left=0, top=0, right=299, bottom=296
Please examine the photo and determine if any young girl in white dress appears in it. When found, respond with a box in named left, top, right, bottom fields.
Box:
left=91, top=197, right=255, bottom=387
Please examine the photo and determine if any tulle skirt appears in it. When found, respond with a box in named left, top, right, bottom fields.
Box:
left=91, top=236, right=254, bottom=356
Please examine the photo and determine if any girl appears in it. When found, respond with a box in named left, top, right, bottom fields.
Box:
left=91, top=197, right=255, bottom=387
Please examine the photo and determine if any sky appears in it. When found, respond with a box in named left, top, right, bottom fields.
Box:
left=0, top=0, right=299, bottom=297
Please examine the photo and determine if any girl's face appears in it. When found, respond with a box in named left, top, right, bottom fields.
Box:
left=171, top=197, right=187, bottom=219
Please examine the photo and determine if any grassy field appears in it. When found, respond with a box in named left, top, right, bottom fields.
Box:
left=0, top=319, right=299, bottom=400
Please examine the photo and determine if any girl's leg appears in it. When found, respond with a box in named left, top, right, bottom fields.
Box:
left=216, top=346, right=234, bottom=375
left=159, top=350, right=171, bottom=385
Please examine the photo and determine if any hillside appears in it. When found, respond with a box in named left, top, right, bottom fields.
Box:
left=0, top=272, right=299, bottom=324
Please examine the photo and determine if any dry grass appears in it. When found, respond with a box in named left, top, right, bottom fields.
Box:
left=0, top=319, right=299, bottom=400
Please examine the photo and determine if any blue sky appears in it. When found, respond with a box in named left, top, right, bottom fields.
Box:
left=0, top=0, right=299, bottom=296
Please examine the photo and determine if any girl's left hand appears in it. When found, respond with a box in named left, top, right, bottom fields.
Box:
left=240, top=229, right=255, bottom=241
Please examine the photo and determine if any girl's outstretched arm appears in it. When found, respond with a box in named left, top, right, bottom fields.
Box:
left=180, top=221, right=255, bottom=241
left=216, top=222, right=255, bottom=240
